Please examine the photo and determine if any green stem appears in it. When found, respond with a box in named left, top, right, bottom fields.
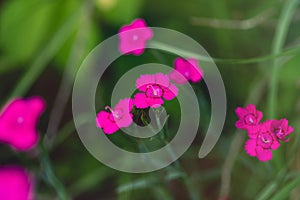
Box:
left=154, top=111, right=200, bottom=200
left=271, top=175, right=300, bottom=200
left=267, top=0, right=298, bottom=171
left=268, top=0, right=299, bottom=118
left=45, top=1, right=93, bottom=147
left=39, top=144, right=69, bottom=200
left=149, top=41, right=300, bottom=64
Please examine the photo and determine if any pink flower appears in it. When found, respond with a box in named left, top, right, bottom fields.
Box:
left=245, top=121, right=280, bottom=162
left=133, top=73, right=178, bottom=108
left=235, top=104, right=263, bottom=133
left=96, top=98, right=133, bottom=134
left=169, top=58, right=203, bottom=84
left=0, top=97, right=45, bottom=151
left=118, top=18, right=153, bottom=55
left=0, top=165, right=34, bottom=200
left=269, top=119, right=294, bottom=142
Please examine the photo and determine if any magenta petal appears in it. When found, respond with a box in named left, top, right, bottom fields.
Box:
left=133, top=93, right=149, bottom=108
left=28, top=97, right=45, bottom=113
left=169, top=70, right=188, bottom=84
left=148, top=98, right=164, bottom=108
left=280, top=118, right=288, bottom=128
left=136, top=74, right=155, bottom=92
left=187, top=58, right=203, bottom=82
left=10, top=129, right=39, bottom=151
left=174, top=58, right=187, bottom=71
left=247, top=129, right=259, bottom=139
left=235, top=119, right=245, bottom=129
left=163, top=84, right=178, bottom=100
left=131, top=49, right=144, bottom=55
left=0, top=166, right=34, bottom=200
left=256, top=110, right=263, bottom=123
left=245, top=139, right=257, bottom=156
left=271, top=137, right=280, bottom=150
left=287, top=126, right=294, bottom=135
left=115, top=98, right=133, bottom=112
left=235, top=107, right=247, bottom=118
left=96, top=111, right=110, bottom=128
left=116, top=115, right=133, bottom=128
left=247, top=125, right=260, bottom=134
left=246, top=104, right=256, bottom=113
left=256, top=146, right=272, bottom=162
left=103, top=122, right=119, bottom=134
left=96, top=112, right=120, bottom=134
left=155, top=73, right=169, bottom=87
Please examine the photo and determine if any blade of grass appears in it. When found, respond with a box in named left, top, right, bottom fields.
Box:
left=256, top=168, right=286, bottom=200
left=39, top=144, right=70, bottom=200
left=267, top=0, right=299, bottom=171
left=45, top=1, right=93, bottom=147
left=68, top=167, right=115, bottom=198
left=268, top=0, right=299, bottom=119
left=149, top=40, right=300, bottom=64
left=8, top=9, right=80, bottom=99
left=271, top=175, right=300, bottom=200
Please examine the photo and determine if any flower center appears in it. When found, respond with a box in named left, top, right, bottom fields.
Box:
left=105, top=106, right=123, bottom=122
left=274, top=127, right=284, bottom=136
left=113, top=109, right=123, bottom=120
left=132, top=35, right=139, bottom=41
left=184, top=71, right=190, bottom=78
left=244, top=114, right=256, bottom=125
left=258, top=133, right=273, bottom=148
left=146, top=84, right=163, bottom=98
left=17, top=117, right=24, bottom=124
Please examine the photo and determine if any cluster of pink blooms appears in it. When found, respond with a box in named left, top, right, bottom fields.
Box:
left=0, top=96, right=45, bottom=199
left=235, top=104, right=294, bottom=162
left=96, top=18, right=204, bottom=134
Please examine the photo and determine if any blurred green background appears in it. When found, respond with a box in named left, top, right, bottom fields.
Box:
left=0, top=0, right=300, bottom=199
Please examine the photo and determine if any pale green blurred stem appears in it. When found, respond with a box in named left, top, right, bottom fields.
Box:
left=267, top=0, right=298, bottom=171
left=44, top=1, right=93, bottom=147
left=39, top=144, right=70, bottom=200
left=154, top=111, right=200, bottom=200
left=149, top=40, right=300, bottom=64
left=268, top=0, right=299, bottom=118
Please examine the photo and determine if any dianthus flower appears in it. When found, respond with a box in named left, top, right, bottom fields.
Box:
left=133, top=73, right=178, bottom=108
left=269, top=119, right=293, bottom=142
left=0, top=97, right=45, bottom=151
left=169, top=57, right=203, bottom=84
left=119, top=18, right=153, bottom=55
left=235, top=104, right=262, bottom=133
left=96, top=98, right=133, bottom=134
left=245, top=121, right=280, bottom=162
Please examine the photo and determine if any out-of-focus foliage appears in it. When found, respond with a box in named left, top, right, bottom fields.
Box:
left=0, top=0, right=300, bottom=199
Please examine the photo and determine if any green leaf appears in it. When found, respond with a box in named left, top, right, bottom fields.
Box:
left=0, top=0, right=57, bottom=64
left=0, top=0, right=82, bottom=72
left=271, top=176, right=300, bottom=200
left=95, top=0, right=143, bottom=25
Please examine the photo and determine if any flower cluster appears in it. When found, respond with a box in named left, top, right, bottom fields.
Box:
left=0, top=96, right=45, bottom=200
left=96, top=18, right=204, bottom=134
left=235, top=104, right=294, bottom=162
